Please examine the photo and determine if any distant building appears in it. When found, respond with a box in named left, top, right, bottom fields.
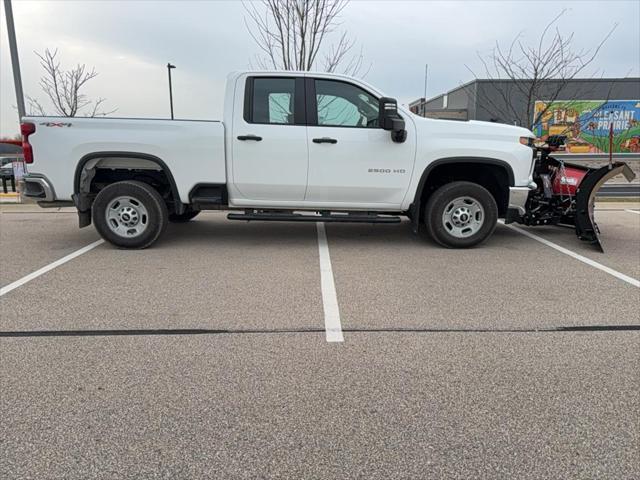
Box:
left=409, top=77, right=640, bottom=127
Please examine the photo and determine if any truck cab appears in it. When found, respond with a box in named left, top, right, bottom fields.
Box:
left=227, top=72, right=418, bottom=210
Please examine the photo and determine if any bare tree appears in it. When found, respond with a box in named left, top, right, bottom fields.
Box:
left=464, top=10, right=616, bottom=129
left=27, top=49, right=116, bottom=117
left=0, top=134, right=22, bottom=142
left=243, top=0, right=367, bottom=76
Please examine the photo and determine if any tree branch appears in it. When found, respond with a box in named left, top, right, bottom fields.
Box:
left=243, top=0, right=365, bottom=76
left=29, top=48, right=115, bottom=117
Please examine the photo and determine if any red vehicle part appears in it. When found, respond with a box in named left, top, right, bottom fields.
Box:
left=552, top=165, right=588, bottom=196
left=20, top=122, right=36, bottom=164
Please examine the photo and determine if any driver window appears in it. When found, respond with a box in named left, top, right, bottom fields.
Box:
left=315, top=80, right=379, bottom=128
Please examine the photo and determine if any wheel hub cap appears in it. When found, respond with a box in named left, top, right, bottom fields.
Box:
left=451, top=207, right=471, bottom=226
left=106, top=196, right=149, bottom=238
left=442, top=196, right=485, bottom=238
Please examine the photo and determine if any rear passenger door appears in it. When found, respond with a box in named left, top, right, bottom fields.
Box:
left=231, top=76, right=308, bottom=202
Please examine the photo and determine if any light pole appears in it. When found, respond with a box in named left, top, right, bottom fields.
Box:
left=423, top=63, right=428, bottom=116
left=423, top=63, right=428, bottom=100
left=4, top=0, right=26, bottom=120
left=167, top=63, right=176, bottom=119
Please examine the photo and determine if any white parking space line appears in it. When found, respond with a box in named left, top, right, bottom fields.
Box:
left=0, top=240, right=105, bottom=297
left=316, top=222, right=344, bottom=343
left=500, top=221, right=639, bottom=288
left=624, top=209, right=640, bottom=215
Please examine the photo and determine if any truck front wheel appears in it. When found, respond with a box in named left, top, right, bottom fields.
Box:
left=92, top=180, right=168, bottom=249
left=423, top=181, right=498, bottom=248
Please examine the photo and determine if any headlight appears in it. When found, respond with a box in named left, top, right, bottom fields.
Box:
left=519, top=136, right=534, bottom=147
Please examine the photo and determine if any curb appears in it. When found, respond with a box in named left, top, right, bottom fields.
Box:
left=0, top=205, right=77, bottom=213
left=595, top=197, right=640, bottom=203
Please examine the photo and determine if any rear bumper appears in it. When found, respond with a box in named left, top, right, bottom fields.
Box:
left=23, top=174, right=56, bottom=202
left=508, top=181, right=537, bottom=215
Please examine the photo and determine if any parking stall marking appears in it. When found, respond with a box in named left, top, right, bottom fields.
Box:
left=0, top=239, right=105, bottom=297
left=316, top=222, right=344, bottom=343
left=499, top=221, right=640, bottom=288
left=625, top=209, right=640, bottom=215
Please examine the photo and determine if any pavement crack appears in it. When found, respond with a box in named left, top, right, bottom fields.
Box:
left=0, top=325, right=638, bottom=338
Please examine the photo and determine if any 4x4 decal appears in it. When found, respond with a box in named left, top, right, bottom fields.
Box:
left=40, top=122, right=72, bottom=127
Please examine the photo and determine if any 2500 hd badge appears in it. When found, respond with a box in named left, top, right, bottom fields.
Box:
left=368, top=168, right=406, bottom=174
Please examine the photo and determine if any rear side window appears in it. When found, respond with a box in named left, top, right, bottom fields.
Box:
left=249, top=78, right=296, bottom=125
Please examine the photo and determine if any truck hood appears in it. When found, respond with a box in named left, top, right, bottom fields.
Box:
left=412, top=115, right=534, bottom=140
left=467, top=120, right=533, bottom=137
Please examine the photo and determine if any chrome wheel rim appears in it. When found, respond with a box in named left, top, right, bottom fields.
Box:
left=105, top=196, right=149, bottom=238
left=442, top=196, right=484, bottom=238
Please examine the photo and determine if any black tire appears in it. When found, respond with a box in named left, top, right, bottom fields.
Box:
left=92, top=180, right=168, bottom=249
left=423, top=181, right=498, bottom=248
left=168, top=208, right=200, bottom=223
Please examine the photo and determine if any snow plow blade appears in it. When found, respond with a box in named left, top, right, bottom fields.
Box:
left=519, top=137, right=636, bottom=252
left=574, top=162, right=635, bottom=252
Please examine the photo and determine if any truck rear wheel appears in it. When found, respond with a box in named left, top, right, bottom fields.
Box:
left=92, top=180, right=168, bottom=249
left=423, top=181, right=497, bottom=248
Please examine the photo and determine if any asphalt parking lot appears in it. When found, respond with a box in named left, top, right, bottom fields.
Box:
left=1, top=206, right=639, bottom=479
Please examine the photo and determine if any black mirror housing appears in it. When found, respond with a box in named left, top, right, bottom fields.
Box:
left=378, top=97, right=400, bottom=130
left=378, top=97, right=406, bottom=143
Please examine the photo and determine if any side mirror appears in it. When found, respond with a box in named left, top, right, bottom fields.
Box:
left=378, top=97, right=407, bottom=143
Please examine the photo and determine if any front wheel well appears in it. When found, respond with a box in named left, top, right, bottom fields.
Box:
left=418, top=161, right=511, bottom=217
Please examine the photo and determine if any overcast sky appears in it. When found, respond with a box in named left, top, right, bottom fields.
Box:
left=1, top=0, right=639, bottom=136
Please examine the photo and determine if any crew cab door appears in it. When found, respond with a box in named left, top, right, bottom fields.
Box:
left=231, top=76, right=307, bottom=201
left=304, top=78, right=414, bottom=207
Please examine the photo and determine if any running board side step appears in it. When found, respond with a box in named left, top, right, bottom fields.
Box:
left=227, top=212, right=402, bottom=223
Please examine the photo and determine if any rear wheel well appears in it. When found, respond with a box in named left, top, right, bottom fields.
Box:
left=90, top=168, right=174, bottom=207
left=74, top=154, right=183, bottom=215
left=419, top=162, right=511, bottom=216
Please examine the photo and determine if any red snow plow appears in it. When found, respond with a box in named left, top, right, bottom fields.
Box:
left=507, top=136, right=636, bottom=252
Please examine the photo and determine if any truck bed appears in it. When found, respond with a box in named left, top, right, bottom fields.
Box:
left=23, top=116, right=226, bottom=203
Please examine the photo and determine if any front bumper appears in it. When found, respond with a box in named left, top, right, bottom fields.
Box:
left=23, top=174, right=56, bottom=202
left=508, top=181, right=537, bottom=215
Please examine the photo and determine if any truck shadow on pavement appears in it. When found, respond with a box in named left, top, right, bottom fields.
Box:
left=155, top=215, right=523, bottom=251
left=158, top=216, right=319, bottom=249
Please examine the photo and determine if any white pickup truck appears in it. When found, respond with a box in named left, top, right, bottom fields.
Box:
left=20, top=70, right=632, bottom=250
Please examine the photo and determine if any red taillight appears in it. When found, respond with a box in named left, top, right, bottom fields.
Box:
left=21, top=122, right=36, bottom=164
